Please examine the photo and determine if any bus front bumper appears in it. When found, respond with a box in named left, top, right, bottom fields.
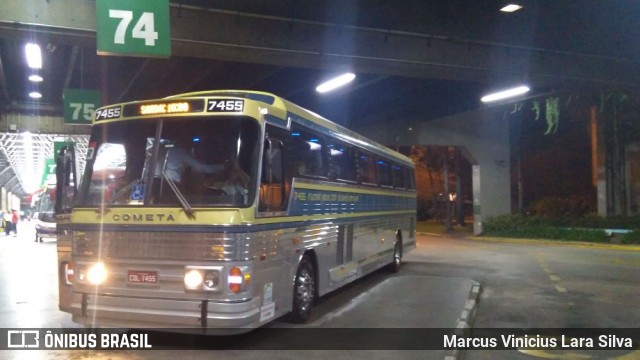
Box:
left=70, top=292, right=262, bottom=332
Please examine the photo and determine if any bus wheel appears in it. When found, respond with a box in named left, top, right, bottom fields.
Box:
left=290, top=255, right=315, bottom=323
left=388, top=238, right=403, bottom=273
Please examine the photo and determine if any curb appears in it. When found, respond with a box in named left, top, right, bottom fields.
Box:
left=445, top=282, right=481, bottom=360
left=470, top=235, right=640, bottom=252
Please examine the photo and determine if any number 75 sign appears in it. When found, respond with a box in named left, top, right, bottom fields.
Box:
left=96, top=0, right=171, bottom=58
left=63, top=89, right=101, bottom=125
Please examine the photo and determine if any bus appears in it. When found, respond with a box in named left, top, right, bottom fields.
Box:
left=33, top=185, right=57, bottom=242
left=56, top=90, right=416, bottom=331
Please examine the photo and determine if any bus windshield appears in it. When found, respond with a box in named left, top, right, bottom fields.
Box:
left=77, top=116, right=260, bottom=208
left=36, top=188, right=56, bottom=222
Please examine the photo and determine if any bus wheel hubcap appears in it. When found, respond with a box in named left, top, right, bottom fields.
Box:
left=296, top=269, right=313, bottom=311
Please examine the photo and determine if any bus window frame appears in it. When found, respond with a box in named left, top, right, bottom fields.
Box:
left=258, top=137, right=288, bottom=216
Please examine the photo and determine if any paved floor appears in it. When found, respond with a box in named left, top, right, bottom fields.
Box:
left=2, top=223, right=638, bottom=359
left=0, top=222, right=478, bottom=359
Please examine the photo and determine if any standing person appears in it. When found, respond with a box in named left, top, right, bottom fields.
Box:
left=11, top=209, right=19, bottom=237
left=5, top=209, right=13, bottom=236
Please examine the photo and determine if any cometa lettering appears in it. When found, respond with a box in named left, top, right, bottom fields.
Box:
left=112, top=214, right=176, bottom=222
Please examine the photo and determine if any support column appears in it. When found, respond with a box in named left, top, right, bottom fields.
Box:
left=472, top=165, right=482, bottom=235
left=592, top=106, right=607, bottom=216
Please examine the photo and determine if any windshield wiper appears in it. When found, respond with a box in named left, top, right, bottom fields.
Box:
left=162, top=171, right=194, bottom=216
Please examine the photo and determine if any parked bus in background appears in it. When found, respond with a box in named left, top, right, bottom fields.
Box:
left=34, top=185, right=57, bottom=242
left=56, top=90, right=416, bottom=331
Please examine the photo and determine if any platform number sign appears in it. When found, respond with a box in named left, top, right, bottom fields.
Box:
left=63, top=89, right=101, bottom=125
left=96, top=0, right=171, bottom=58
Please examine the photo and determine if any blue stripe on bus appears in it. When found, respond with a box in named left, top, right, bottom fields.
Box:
left=288, top=188, right=416, bottom=216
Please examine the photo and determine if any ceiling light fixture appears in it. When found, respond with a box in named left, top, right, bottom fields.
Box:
left=29, top=74, right=43, bottom=82
left=500, top=4, right=523, bottom=13
left=481, top=85, right=530, bottom=103
left=29, top=91, right=42, bottom=99
left=316, top=73, right=356, bottom=93
left=25, top=43, right=42, bottom=69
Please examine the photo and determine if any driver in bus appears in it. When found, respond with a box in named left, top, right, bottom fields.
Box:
left=203, top=157, right=250, bottom=196
left=154, top=137, right=221, bottom=184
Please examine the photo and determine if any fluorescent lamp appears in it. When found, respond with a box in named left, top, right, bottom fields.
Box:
left=500, top=4, right=523, bottom=12
left=29, top=91, right=42, bottom=99
left=29, top=74, right=43, bottom=82
left=481, top=85, right=530, bottom=103
left=316, top=73, right=356, bottom=93
left=25, top=43, right=42, bottom=69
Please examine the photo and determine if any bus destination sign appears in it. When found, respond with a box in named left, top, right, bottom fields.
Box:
left=122, top=99, right=205, bottom=117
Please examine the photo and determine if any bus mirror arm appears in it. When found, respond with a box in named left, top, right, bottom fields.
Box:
left=163, top=171, right=195, bottom=217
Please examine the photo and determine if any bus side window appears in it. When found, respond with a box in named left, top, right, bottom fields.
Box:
left=259, top=139, right=285, bottom=212
left=357, top=150, right=376, bottom=185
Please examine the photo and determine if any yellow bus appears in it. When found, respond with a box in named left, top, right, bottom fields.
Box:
left=56, top=90, right=416, bottom=331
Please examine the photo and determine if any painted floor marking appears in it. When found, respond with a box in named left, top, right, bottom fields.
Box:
left=534, top=254, right=569, bottom=294
left=554, top=285, right=568, bottom=293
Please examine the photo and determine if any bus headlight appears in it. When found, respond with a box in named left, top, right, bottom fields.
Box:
left=184, top=269, right=203, bottom=290
left=204, top=271, right=219, bottom=289
left=87, top=262, right=108, bottom=285
left=184, top=266, right=223, bottom=291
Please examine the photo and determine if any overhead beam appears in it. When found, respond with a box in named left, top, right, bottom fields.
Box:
left=63, top=45, right=80, bottom=89
left=116, top=59, right=150, bottom=103
left=0, top=166, right=11, bottom=177
left=0, top=1, right=639, bottom=90
left=0, top=54, right=9, bottom=103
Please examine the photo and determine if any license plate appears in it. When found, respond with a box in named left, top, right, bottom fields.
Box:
left=127, top=270, right=158, bottom=284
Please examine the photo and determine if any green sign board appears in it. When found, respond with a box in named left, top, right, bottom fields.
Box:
left=39, top=158, right=57, bottom=189
left=63, top=89, right=101, bottom=125
left=38, top=141, right=75, bottom=189
left=96, top=0, right=171, bottom=58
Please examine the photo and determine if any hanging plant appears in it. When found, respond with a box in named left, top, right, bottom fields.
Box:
left=544, top=97, right=560, bottom=135
left=532, top=100, right=541, bottom=121
left=510, top=102, right=523, bottom=114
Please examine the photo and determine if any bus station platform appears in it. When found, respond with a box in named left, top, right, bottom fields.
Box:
left=0, top=222, right=480, bottom=358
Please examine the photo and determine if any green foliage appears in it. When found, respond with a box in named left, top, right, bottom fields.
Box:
left=621, top=230, right=640, bottom=244
left=528, top=196, right=595, bottom=221
left=544, top=97, right=560, bottom=135
left=482, top=214, right=636, bottom=243
left=531, top=100, right=541, bottom=121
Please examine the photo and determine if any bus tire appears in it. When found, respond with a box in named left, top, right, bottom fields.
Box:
left=290, top=255, right=315, bottom=323
left=388, top=237, right=403, bottom=273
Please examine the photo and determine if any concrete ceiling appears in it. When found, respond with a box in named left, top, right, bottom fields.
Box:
left=0, top=0, right=638, bottom=197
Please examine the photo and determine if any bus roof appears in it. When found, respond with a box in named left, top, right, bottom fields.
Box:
left=111, top=90, right=413, bottom=167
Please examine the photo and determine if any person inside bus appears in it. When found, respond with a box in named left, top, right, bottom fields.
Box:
left=203, top=157, right=250, bottom=197
left=154, top=137, right=222, bottom=185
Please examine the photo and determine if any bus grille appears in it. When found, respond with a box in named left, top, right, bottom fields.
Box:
left=73, top=231, right=248, bottom=261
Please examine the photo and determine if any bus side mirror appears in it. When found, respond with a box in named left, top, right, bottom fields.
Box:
left=55, top=145, right=78, bottom=215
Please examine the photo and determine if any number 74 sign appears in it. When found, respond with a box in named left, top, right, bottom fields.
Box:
left=96, top=0, right=171, bottom=58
